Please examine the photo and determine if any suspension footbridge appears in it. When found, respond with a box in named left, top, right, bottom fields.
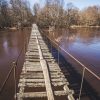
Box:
left=16, top=24, right=75, bottom=100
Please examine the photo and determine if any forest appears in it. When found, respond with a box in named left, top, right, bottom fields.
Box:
left=0, top=0, right=33, bottom=29
left=0, top=0, right=100, bottom=29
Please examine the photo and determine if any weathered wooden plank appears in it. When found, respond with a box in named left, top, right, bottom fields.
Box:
left=19, top=79, right=44, bottom=83
left=19, top=78, right=67, bottom=83
left=63, top=85, right=75, bottom=100
left=21, top=72, right=43, bottom=76
left=17, top=91, right=67, bottom=98
left=18, top=82, right=45, bottom=87
left=40, top=59, right=55, bottom=100
left=37, top=33, right=55, bottom=100
left=25, top=59, right=40, bottom=62
left=22, top=68, right=62, bottom=72
left=18, top=81, right=69, bottom=88
left=52, top=81, right=69, bottom=86
left=23, top=62, right=41, bottom=65
left=20, top=75, right=44, bottom=79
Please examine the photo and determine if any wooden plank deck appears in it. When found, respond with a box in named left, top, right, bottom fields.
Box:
left=17, top=24, right=75, bottom=100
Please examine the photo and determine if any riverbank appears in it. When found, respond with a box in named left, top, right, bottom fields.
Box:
left=71, top=25, right=100, bottom=28
left=0, top=27, right=31, bottom=32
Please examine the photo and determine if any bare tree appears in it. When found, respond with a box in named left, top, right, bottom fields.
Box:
left=0, top=0, right=11, bottom=28
left=10, top=0, right=33, bottom=27
left=35, top=0, right=64, bottom=27
left=65, top=3, right=79, bottom=28
left=81, top=6, right=100, bottom=26
left=33, top=3, right=40, bottom=23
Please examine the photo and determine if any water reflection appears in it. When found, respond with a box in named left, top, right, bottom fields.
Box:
left=0, top=29, right=31, bottom=100
left=47, top=28, right=100, bottom=76
left=3, top=39, right=9, bottom=54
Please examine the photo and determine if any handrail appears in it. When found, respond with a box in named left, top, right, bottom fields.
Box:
left=0, top=44, right=24, bottom=94
left=0, top=30, right=28, bottom=95
left=0, top=47, right=24, bottom=94
left=0, top=62, right=16, bottom=94
left=42, top=31, right=100, bottom=80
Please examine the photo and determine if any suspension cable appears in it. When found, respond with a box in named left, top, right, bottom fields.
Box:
left=0, top=62, right=15, bottom=94
left=43, top=32, right=100, bottom=80
left=0, top=32, right=28, bottom=95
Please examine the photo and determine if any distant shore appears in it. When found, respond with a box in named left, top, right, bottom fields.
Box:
left=0, top=27, right=31, bottom=32
left=71, top=25, right=100, bottom=28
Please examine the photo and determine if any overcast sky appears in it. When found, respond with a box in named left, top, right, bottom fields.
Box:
left=29, top=0, right=100, bottom=10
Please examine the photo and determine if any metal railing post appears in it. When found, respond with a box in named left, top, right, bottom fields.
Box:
left=78, top=67, right=85, bottom=100
left=58, top=45, right=59, bottom=65
left=50, top=41, right=52, bottom=53
left=0, top=62, right=15, bottom=94
left=13, top=62, right=17, bottom=100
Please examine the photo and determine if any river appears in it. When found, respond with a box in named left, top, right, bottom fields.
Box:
left=45, top=28, right=100, bottom=76
left=42, top=27, right=100, bottom=98
left=0, top=28, right=31, bottom=100
left=0, top=27, right=100, bottom=99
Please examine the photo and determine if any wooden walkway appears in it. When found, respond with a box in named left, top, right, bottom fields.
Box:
left=17, top=24, right=75, bottom=100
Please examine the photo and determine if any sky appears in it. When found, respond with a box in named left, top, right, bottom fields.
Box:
left=29, top=0, right=100, bottom=10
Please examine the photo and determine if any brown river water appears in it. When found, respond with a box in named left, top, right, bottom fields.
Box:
left=42, top=27, right=100, bottom=99
left=0, top=27, right=100, bottom=100
left=0, top=28, right=31, bottom=100
left=45, top=28, right=100, bottom=76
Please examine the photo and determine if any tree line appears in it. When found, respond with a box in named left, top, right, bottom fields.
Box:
left=33, top=0, right=100, bottom=28
left=0, top=0, right=100, bottom=29
left=0, top=0, right=33, bottom=29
